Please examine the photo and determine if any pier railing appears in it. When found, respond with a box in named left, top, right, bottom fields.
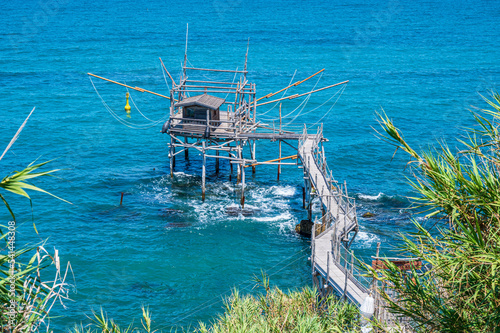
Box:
left=299, top=125, right=358, bottom=240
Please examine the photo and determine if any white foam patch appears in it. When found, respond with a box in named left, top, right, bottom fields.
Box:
left=139, top=176, right=300, bottom=233
left=355, top=232, right=379, bottom=248
left=173, top=171, right=194, bottom=178
left=358, top=192, right=384, bottom=201
left=271, top=185, right=296, bottom=197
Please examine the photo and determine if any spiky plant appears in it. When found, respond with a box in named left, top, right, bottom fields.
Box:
left=0, top=108, right=72, bottom=332
left=368, top=92, right=500, bottom=332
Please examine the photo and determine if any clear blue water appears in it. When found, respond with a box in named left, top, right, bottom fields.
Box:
left=1, top=0, right=499, bottom=330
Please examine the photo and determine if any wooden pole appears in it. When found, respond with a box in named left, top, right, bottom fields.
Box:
left=87, top=73, right=171, bottom=100
left=215, top=150, right=219, bottom=174
left=244, top=154, right=297, bottom=168
left=120, top=192, right=124, bottom=205
left=256, top=69, right=325, bottom=102
left=251, top=140, right=256, bottom=174
left=256, top=80, right=349, bottom=107
left=241, top=161, right=246, bottom=208
left=302, top=186, right=306, bottom=209
left=169, top=139, right=174, bottom=178
left=184, top=137, right=189, bottom=160
left=278, top=103, right=282, bottom=181
left=159, top=57, right=176, bottom=86
left=229, top=149, right=233, bottom=181
left=202, top=142, right=206, bottom=201
left=237, top=143, right=242, bottom=185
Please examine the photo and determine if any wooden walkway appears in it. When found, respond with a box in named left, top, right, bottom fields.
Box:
left=298, top=129, right=369, bottom=306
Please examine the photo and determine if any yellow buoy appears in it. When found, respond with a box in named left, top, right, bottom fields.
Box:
left=124, top=92, right=131, bottom=114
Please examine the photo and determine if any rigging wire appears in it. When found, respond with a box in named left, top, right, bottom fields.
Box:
left=280, top=73, right=324, bottom=128
left=125, top=84, right=163, bottom=123
left=89, top=76, right=167, bottom=129
left=309, top=83, right=347, bottom=128
left=257, top=69, right=298, bottom=117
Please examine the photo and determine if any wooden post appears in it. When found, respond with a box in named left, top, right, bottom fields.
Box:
left=184, top=137, right=189, bottom=160
left=277, top=103, right=282, bottom=181
left=172, top=146, right=176, bottom=169
left=215, top=150, right=220, bottom=174
left=326, top=251, right=330, bottom=288
left=229, top=150, right=233, bottom=174
left=251, top=140, right=256, bottom=174
left=311, top=217, right=316, bottom=279
left=169, top=138, right=174, bottom=178
left=241, top=161, right=246, bottom=208
left=202, top=142, right=206, bottom=201
left=237, top=143, right=242, bottom=184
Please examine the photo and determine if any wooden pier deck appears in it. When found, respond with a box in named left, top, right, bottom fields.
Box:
left=298, top=131, right=369, bottom=306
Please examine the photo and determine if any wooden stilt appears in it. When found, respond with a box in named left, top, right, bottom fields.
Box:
left=278, top=103, right=282, bottom=181
left=278, top=140, right=281, bottom=181
left=215, top=150, right=219, bottom=174
left=202, top=142, right=206, bottom=201
left=184, top=137, right=189, bottom=160
left=241, top=162, right=246, bottom=208
left=230, top=151, right=233, bottom=174
left=169, top=138, right=174, bottom=178
left=172, top=146, right=176, bottom=168
left=237, top=143, right=242, bottom=185
left=251, top=140, right=256, bottom=174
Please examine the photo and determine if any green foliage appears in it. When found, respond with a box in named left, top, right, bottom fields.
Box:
left=0, top=109, right=72, bottom=331
left=196, top=275, right=359, bottom=333
left=370, top=92, right=500, bottom=332
left=69, top=307, right=160, bottom=333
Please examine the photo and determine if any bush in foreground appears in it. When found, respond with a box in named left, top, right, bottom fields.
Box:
left=369, top=92, right=500, bottom=332
left=196, top=275, right=359, bottom=333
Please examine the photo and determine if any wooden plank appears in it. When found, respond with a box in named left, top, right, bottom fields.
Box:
left=88, top=73, right=172, bottom=100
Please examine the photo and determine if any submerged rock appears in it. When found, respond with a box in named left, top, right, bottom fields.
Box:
left=165, top=222, right=192, bottom=228
left=295, top=219, right=314, bottom=237
left=159, top=208, right=184, bottom=217
left=362, top=212, right=376, bottom=218
left=225, top=206, right=257, bottom=216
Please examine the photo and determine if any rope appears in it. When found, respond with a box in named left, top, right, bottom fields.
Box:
left=281, top=73, right=324, bottom=128
left=310, top=84, right=347, bottom=128
left=124, top=85, right=164, bottom=123
left=258, top=69, right=298, bottom=117
left=89, top=76, right=168, bottom=130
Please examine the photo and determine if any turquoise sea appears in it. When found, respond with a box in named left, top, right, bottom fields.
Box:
left=1, top=0, right=499, bottom=330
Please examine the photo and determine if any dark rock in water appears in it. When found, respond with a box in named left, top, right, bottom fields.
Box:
left=225, top=206, right=240, bottom=216
left=295, top=219, right=314, bottom=237
left=225, top=206, right=257, bottom=216
left=165, top=222, right=192, bottom=228
left=362, top=212, right=376, bottom=218
left=159, top=208, right=184, bottom=217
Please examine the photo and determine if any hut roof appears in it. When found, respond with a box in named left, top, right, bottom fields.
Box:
left=175, top=94, right=225, bottom=110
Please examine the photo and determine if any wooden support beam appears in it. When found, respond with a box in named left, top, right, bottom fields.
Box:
left=215, top=150, right=219, bottom=174
left=184, top=67, right=248, bottom=74
left=256, top=80, right=349, bottom=107
left=169, top=139, right=174, bottom=178
left=184, top=137, right=189, bottom=160
left=159, top=57, right=176, bottom=86
left=278, top=103, right=282, bottom=181
left=202, top=142, right=206, bottom=201
left=88, top=73, right=172, bottom=100
left=256, top=68, right=325, bottom=102
left=241, top=161, right=246, bottom=208
left=251, top=140, right=256, bottom=174
left=244, top=154, right=297, bottom=168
